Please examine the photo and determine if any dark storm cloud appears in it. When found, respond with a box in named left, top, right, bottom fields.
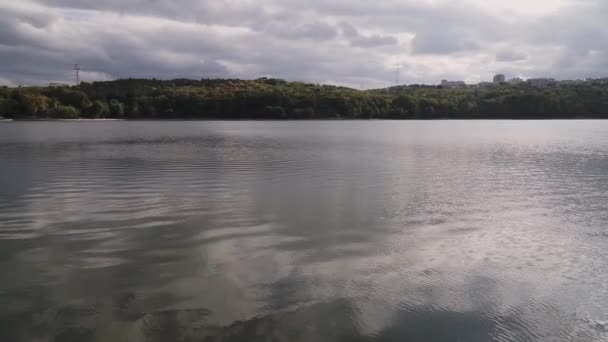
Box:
left=1, top=0, right=608, bottom=86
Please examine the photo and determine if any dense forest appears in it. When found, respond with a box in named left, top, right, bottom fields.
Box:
left=2, top=77, right=608, bottom=120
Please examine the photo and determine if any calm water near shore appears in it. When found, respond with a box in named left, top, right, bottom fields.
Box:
left=1, top=120, right=608, bottom=341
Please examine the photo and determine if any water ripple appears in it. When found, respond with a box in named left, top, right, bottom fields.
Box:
left=2, top=121, right=608, bottom=341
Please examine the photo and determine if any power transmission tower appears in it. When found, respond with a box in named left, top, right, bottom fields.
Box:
left=395, top=64, right=400, bottom=85
left=73, top=64, right=80, bottom=85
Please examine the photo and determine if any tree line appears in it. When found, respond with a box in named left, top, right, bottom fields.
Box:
left=2, top=77, right=608, bottom=120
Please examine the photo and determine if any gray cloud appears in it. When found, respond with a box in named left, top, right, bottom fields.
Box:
left=1, top=0, right=608, bottom=87
left=339, top=22, right=359, bottom=38
left=496, top=50, right=527, bottom=62
left=339, top=22, right=398, bottom=48
left=412, top=30, right=481, bottom=55
left=351, top=35, right=398, bottom=48
left=268, top=21, right=338, bottom=40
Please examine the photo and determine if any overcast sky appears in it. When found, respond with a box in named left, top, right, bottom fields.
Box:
left=1, top=0, right=607, bottom=88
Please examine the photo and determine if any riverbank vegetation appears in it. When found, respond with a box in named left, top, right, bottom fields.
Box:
left=2, top=78, right=608, bottom=119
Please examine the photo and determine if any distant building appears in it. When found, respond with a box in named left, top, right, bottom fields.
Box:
left=493, top=74, right=506, bottom=84
left=527, top=78, right=557, bottom=88
left=441, top=80, right=466, bottom=88
left=586, top=77, right=608, bottom=84
left=558, top=80, right=584, bottom=86
left=49, top=83, right=68, bottom=87
left=508, top=78, right=524, bottom=85
left=476, top=82, right=495, bottom=88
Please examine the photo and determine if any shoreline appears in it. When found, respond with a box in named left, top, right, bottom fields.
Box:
left=4, top=78, right=608, bottom=121
left=4, top=117, right=600, bottom=122
left=7, top=118, right=126, bottom=122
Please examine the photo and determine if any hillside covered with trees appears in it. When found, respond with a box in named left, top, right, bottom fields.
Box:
left=2, top=78, right=608, bottom=120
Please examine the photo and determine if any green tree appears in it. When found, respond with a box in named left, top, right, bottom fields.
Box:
left=109, top=99, right=125, bottom=117
left=292, top=107, right=315, bottom=119
left=51, top=89, right=92, bottom=109
left=263, top=106, right=287, bottom=119
left=0, top=98, right=19, bottom=118
left=49, top=105, right=79, bottom=119
left=392, top=95, right=416, bottom=118
left=85, top=100, right=110, bottom=118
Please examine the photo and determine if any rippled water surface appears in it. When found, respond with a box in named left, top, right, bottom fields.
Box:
left=1, top=120, right=608, bottom=341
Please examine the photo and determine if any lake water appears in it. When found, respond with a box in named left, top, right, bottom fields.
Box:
left=1, top=120, right=608, bottom=341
